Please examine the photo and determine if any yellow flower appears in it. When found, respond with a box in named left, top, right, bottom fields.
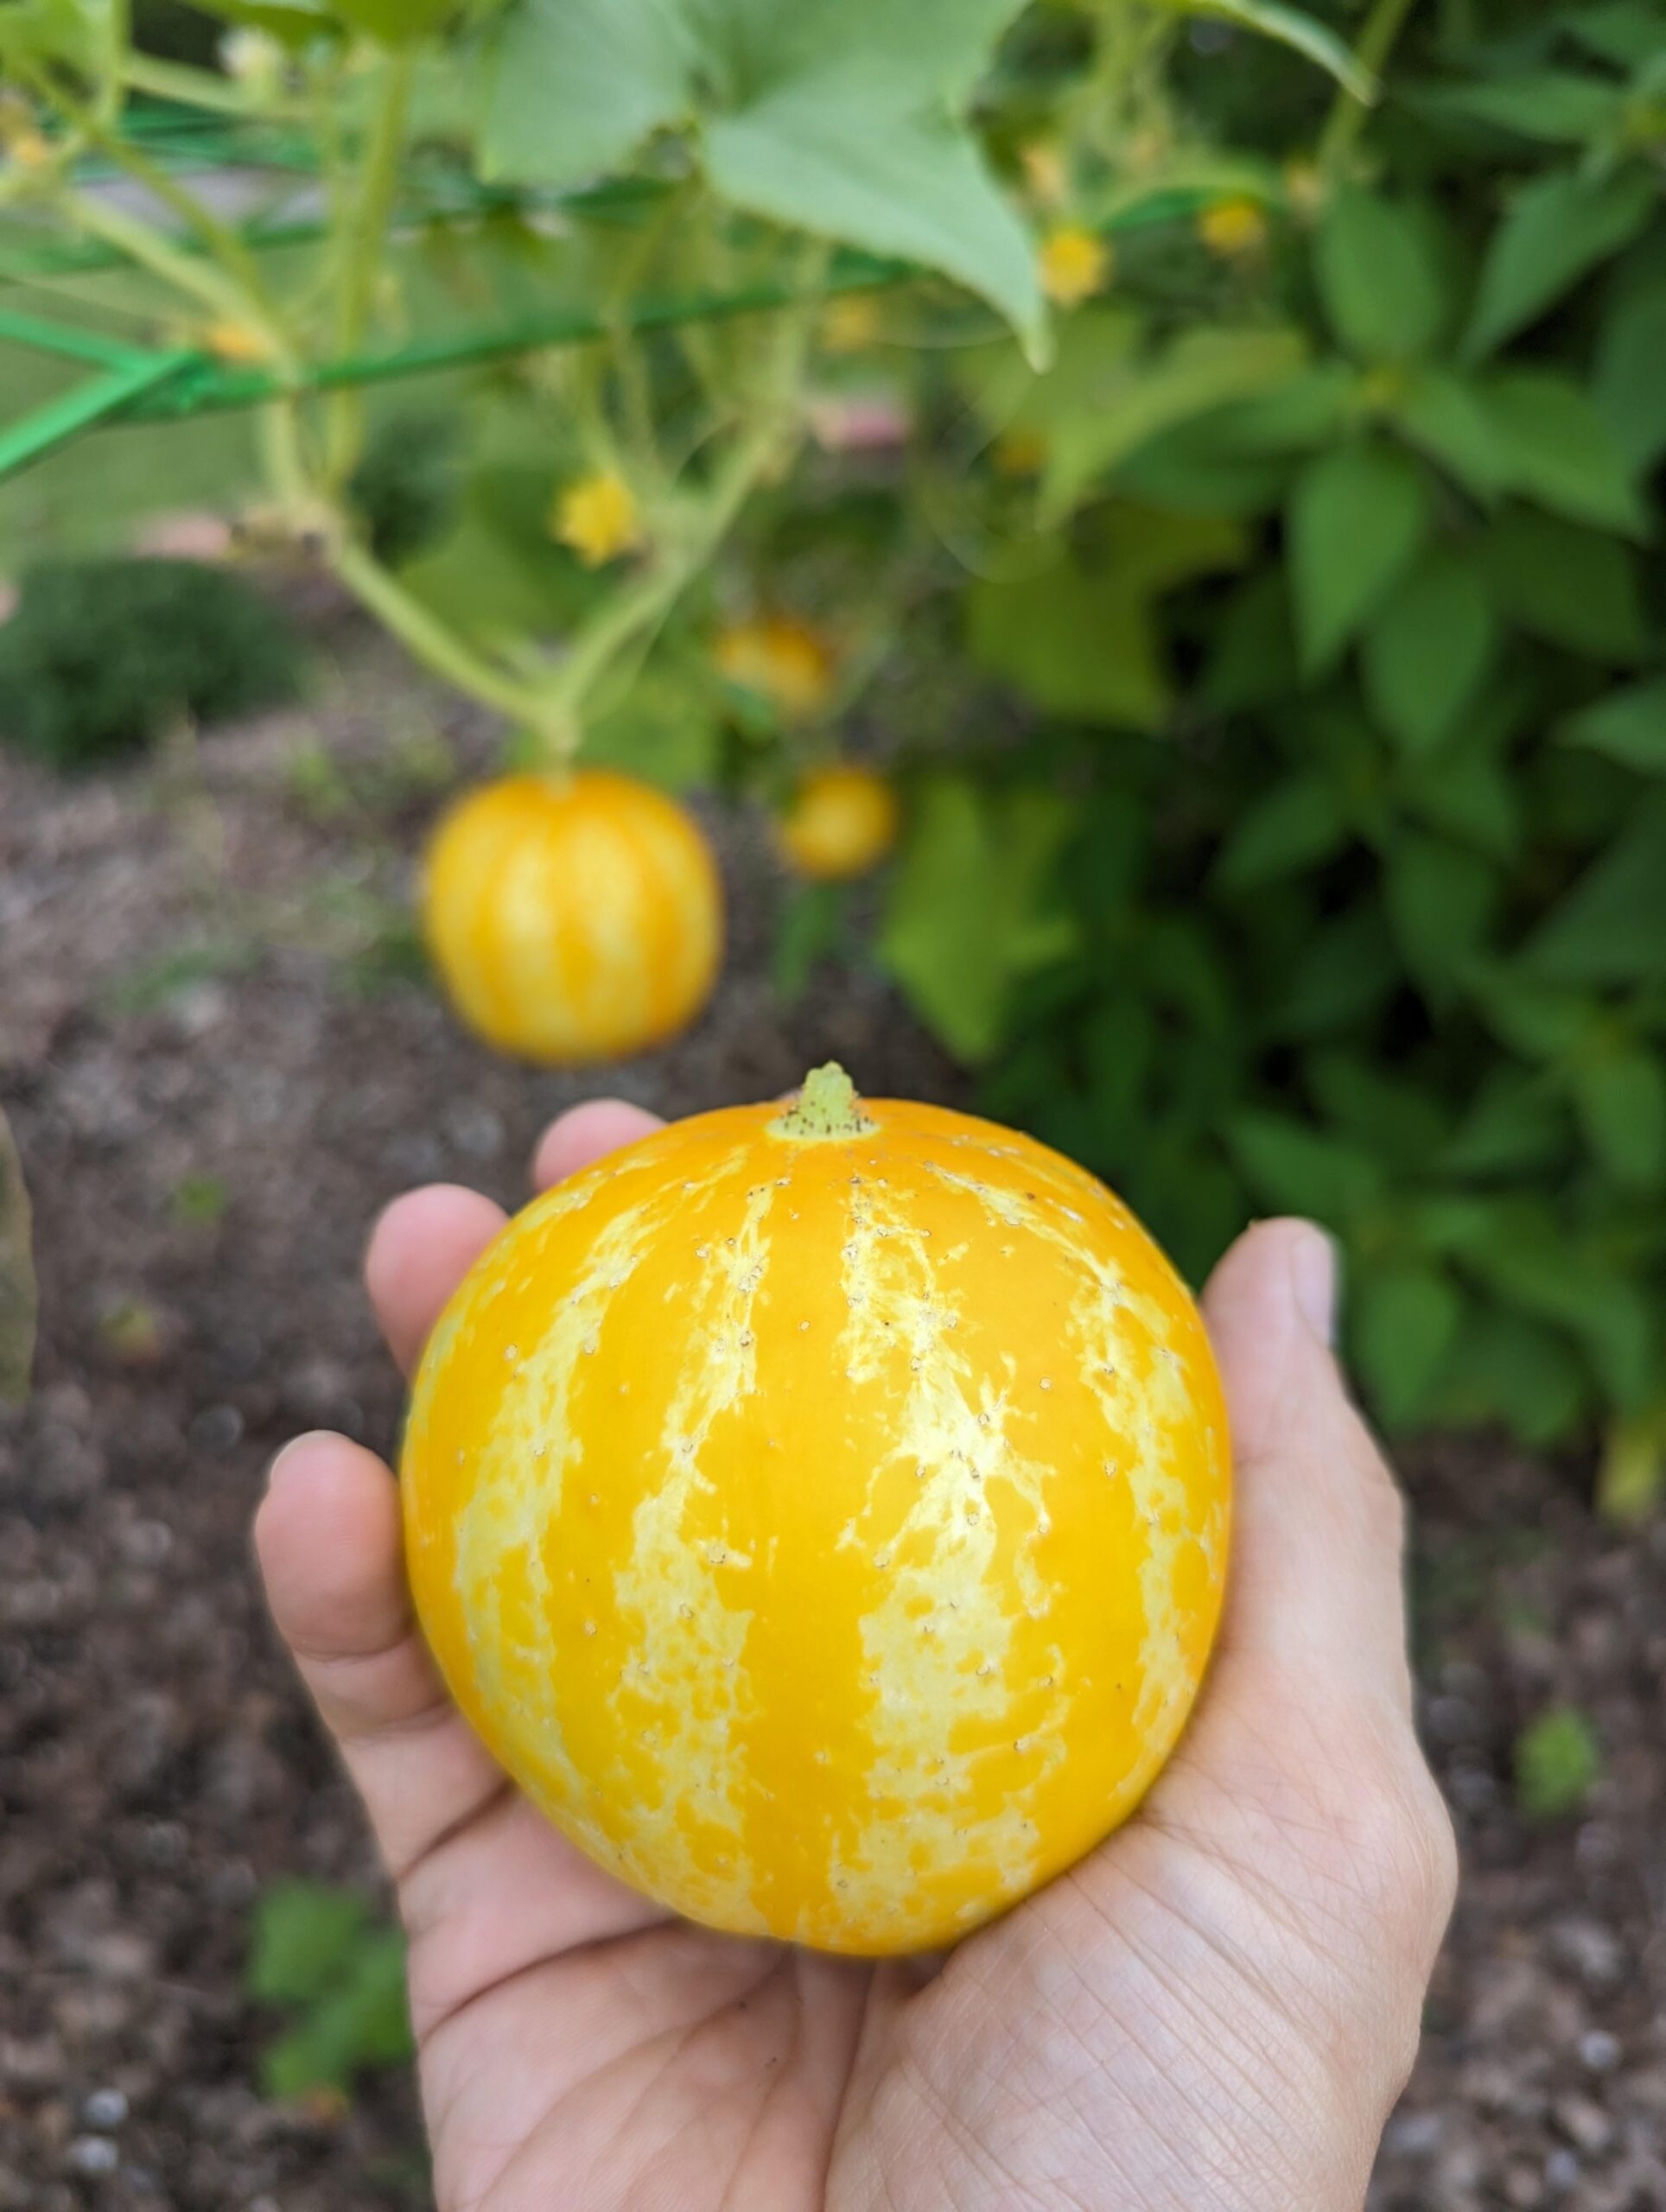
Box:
left=1198, top=196, right=1269, bottom=259
left=1021, top=140, right=1068, bottom=208
left=553, top=471, right=642, bottom=568
left=202, top=319, right=277, bottom=365
left=714, top=615, right=836, bottom=718
left=4, top=128, right=52, bottom=172
left=991, top=428, right=1047, bottom=479
left=1038, top=225, right=1112, bottom=308
left=821, top=294, right=882, bottom=354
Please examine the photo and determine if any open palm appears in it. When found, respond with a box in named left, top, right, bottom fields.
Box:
left=258, top=1100, right=1455, bottom=2212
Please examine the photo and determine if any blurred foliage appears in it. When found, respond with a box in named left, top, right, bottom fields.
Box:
left=3, top=0, right=1663, bottom=1459
left=247, top=1880, right=414, bottom=2101
left=1514, top=1705, right=1605, bottom=1821
left=0, top=559, right=303, bottom=770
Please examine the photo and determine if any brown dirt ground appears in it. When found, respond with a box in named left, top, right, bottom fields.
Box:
left=2, top=621, right=1663, bottom=2212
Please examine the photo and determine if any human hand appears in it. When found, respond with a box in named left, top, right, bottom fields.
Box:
left=257, top=1101, right=1456, bottom=2212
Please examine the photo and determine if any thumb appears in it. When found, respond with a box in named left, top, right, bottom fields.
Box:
left=1201, top=1218, right=1413, bottom=1716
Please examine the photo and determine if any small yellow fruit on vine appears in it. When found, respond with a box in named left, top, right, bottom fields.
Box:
left=203, top=319, right=277, bottom=365
left=1039, top=224, right=1112, bottom=308
left=778, top=763, right=900, bottom=881
left=403, top=1063, right=1231, bottom=1955
left=1198, top=195, right=1269, bottom=258
left=1021, top=139, right=1069, bottom=207
left=713, top=614, right=836, bottom=718
left=421, top=770, right=722, bottom=1064
left=553, top=471, right=641, bottom=568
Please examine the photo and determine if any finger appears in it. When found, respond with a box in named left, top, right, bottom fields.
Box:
left=1201, top=1218, right=1413, bottom=1713
left=367, top=1184, right=506, bottom=1378
left=256, top=1430, right=506, bottom=1879
left=532, top=1098, right=664, bottom=1192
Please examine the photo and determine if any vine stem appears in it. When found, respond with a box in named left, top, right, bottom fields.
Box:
left=323, top=47, right=415, bottom=485
left=1318, top=0, right=1420, bottom=175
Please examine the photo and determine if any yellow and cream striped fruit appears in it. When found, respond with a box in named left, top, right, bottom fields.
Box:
left=402, top=1065, right=1231, bottom=1955
left=420, top=770, right=722, bottom=1065
left=778, top=763, right=900, bottom=882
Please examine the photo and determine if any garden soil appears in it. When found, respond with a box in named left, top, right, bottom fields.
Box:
left=3, top=628, right=1663, bottom=2211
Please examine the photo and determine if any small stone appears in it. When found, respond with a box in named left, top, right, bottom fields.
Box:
left=1579, top=2029, right=1621, bottom=2074
left=82, top=2088, right=127, bottom=2130
left=1545, top=2149, right=1580, bottom=2194
left=188, top=1403, right=245, bottom=1455
left=1554, top=2094, right=1614, bottom=2155
left=67, top=2136, right=119, bottom=2176
left=1383, top=2108, right=1444, bottom=2159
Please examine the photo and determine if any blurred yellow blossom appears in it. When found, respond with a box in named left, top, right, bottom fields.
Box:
left=1198, top=196, right=1269, bottom=258
left=552, top=471, right=642, bottom=567
left=991, top=429, right=1047, bottom=479
left=1283, top=159, right=1324, bottom=223
left=714, top=615, right=836, bottom=717
left=203, top=320, right=277, bottom=365
left=1039, top=225, right=1111, bottom=308
left=821, top=294, right=882, bottom=353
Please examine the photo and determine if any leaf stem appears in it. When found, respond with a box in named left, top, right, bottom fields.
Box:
left=1319, top=0, right=1420, bottom=175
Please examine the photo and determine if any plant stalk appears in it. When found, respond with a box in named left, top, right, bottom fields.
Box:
left=324, top=48, right=416, bottom=485
left=1319, top=0, right=1420, bottom=174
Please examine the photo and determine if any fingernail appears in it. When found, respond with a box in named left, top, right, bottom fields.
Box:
left=267, top=1431, right=331, bottom=1488
left=1289, top=1227, right=1339, bottom=1345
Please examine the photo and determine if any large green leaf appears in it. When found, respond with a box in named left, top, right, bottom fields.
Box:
left=0, top=0, right=111, bottom=62
left=881, top=780, right=1077, bottom=1061
left=1390, top=367, right=1513, bottom=500
left=968, top=563, right=1167, bottom=728
left=1480, top=370, right=1648, bottom=536
left=481, top=0, right=1042, bottom=347
left=1315, top=188, right=1448, bottom=362
left=1213, top=771, right=1349, bottom=890
left=1415, top=71, right=1623, bottom=143
left=1355, top=1261, right=1463, bottom=1429
left=1572, top=1045, right=1666, bottom=1188
left=1594, top=271, right=1666, bottom=472
left=1287, top=442, right=1428, bottom=674
left=1557, top=677, right=1666, bottom=773
left=1361, top=545, right=1495, bottom=755
left=175, top=0, right=336, bottom=41
left=1385, top=833, right=1498, bottom=996
left=0, top=1106, right=34, bottom=1409
left=1462, top=167, right=1656, bottom=360
left=1042, top=327, right=1307, bottom=514
left=1524, top=791, right=1666, bottom=983
left=1567, top=1, right=1666, bottom=68
left=1225, top=1112, right=1384, bottom=1224
left=1480, top=509, right=1647, bottom=662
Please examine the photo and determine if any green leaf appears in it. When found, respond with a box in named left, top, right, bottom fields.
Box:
left=582, top=667, right=721, bottom=791
left=1597, top=1407, right=1666, bottom=1522
left=482, top=0, right=1043, bottom=348
left=0, top=1106, right=35, bottom=1408
left=1042, top=327, right=1308, bottom=515
left=260, top=1930, right=412, bottom=2099
left=1213, top=770, right=1349, bottom=890
left=1462, top=167, right=1656, bottom=360
left=1557, top=678, right=1666, bottom=773
left=1449, top=1201, right=1655, bottom=1408
left=248, top=1883, right=370, bottom=2008
left=1225, top=1112, right=1383, bottom=1224
left=1515, top=1707, right=1603, bottom=1822
left=1361, top=546, right=1495, bottom=754
left=1572, top=1044, right=1666, bottom=1186
left=1415, top=71, right=1622, bottom=143
left=1402, top=741, right=1522, bottom=860
left=1390, top=367, right=1513, bottom=500
left=1145, top=0, right=1372, bottom=95
left=332, top=0, right=454, bottom=37
left=1440, top=1071, right=1565, bottom=1178
left=881, top=780, right=1076, bottom=1061
left=1567, top=2, right=1666, bottom=68
left=173, top=0, right=334, bottom=41
left=968, top=563, right=1167, bottom=728
left=1385, top=833, right=1498, bottom=995
left=1480, top=370, right=1648, bottom=536
left=1594, top=273, right=1666, bottom=472
left=1355, top=1260, right=1462, bottom=1428
left=1480, top=510, right=1647, bottom=663
left=1287, top=442, right=1429, bottom=674
left=1426, top=1304, right=1587, bottom=1445
left=1315, top=188, right=1448, bottom=362
left=1524, top=791, right=1666, bottom=983
left=771, top=880, right=845, bottom=1005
